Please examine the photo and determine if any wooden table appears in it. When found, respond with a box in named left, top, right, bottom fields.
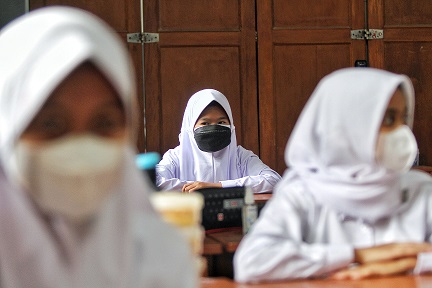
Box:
left=254, top=193, right=272, bottom=204
left=201, top=275, right=432, bottom=287
left=202, top=228, right=244, bottom=277
left=206, top=229, right=243, bottom=253
left=203, top=235, right=223, bottom=255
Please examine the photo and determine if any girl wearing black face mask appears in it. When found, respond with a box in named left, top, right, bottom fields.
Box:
left=156, top=89, right=281, bottom=193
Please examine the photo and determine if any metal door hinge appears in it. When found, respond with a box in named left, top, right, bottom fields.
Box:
left=127, top=32, right=159, bottom=43
left=351, top=29, right=383, bottom=40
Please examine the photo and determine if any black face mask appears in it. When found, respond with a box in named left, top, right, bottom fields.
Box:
left=193, top=124, right=231, bottom=152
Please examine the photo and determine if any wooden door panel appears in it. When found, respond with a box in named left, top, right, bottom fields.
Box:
left=29, top=0, right=130, bottom=32
left=258, top=0, right=366, bottom=175
left=273, top=0, right=350, bottom=27
left=271, top=44, right=352, bottom=173
left=144, top=0, right=257, bottom=156
left=159, top=0, right=240, bottom=31
left=369, top=0, right=432, bottom=166
left=384, top=2, right=432, bottom=26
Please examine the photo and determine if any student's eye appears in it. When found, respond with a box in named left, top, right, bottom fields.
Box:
left=91, top=109, right=125, bottom=137
left=25, top=112, right=69, bottom=139
left=218, top=120, right=229, bottom=125
left=382, top=112, right=396, bottom=127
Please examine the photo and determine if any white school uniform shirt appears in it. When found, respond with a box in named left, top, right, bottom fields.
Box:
left=0, top=7, right=196, bottom=288
left=234, top=68, right=432, bottom=282
left=156, top=89, right=281, bottom=193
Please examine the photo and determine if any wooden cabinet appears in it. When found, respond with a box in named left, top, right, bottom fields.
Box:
left=30, top=0, right=432, bottom=175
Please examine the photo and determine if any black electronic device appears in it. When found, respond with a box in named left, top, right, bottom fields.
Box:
left=196, top=186, right=245, bottom=231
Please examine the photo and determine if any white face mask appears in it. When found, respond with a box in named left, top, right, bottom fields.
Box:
left=11, top=134, right=125, bottom=223
left=376, top=125, right=418, bottom=173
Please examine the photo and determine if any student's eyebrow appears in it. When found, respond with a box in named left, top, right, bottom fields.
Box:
left=36, top=102, right=66, bottom=115
left=198, top=116, right=229, bottom=121
left=197, top=117, right=210, bottom=122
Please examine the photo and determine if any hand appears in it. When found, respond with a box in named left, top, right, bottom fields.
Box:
left=330, top=242, right=432, bottom=280
left=354, top=242, right=432, bottom=264
left=182, top=181, right=222, bottom=193
left=330, top=257, right=417, bottom=280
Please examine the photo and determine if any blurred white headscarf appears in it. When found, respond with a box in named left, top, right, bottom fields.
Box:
left=178, top=89, right=241, bottom=181
left=0, top=6, right=135, bottom=163
left=282, top=67, right=415, bottom=223
left=0, top=6, right=195, bottom=288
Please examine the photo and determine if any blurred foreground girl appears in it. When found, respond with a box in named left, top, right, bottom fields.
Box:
left=234, top=68, right=432, bottom=282
left=0, top=7, right=196, bottom=288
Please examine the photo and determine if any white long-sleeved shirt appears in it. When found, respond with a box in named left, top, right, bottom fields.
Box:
left=234, top=170, right=432, bottom=282
left=156, top=145, right=281, bottom=193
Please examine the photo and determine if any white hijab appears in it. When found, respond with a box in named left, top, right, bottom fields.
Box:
left=178, top=89, right=241, bottom=182
left=281, top=67, right=415, bottom=223
left=0, top=7, right=190, bottom=287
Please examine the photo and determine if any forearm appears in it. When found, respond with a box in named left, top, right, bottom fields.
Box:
left=156, top=177, right=187, bottom=191
left=234, top=235, right=354, bottom=282
left=220, top=174, right=280, bottom=193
